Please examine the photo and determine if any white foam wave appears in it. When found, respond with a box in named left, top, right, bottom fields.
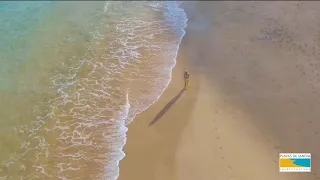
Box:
left=0, top=1, right=188, bottom=180
left=116, top=1, right=188, bottom=180
left=107, top=91, right=129, bottom=180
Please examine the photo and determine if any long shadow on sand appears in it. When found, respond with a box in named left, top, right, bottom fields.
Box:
left=149, top=88, right=186, bottom=126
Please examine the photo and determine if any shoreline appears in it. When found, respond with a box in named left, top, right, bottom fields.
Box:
left=118, top=2, right=197, bottom=179
left=119, top=2, right=320, bottom=180
left=118, top=46, right=197, bottom=179
left=0, top=2, right=190, bottom=179
left=115, top=3, right=188, bottom=179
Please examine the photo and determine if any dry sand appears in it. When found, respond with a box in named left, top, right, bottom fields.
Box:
left=119, top=2, right=320, bottom=180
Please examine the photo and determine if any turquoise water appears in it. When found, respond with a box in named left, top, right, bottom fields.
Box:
left=0, top=1, right=187, bottom=179
left=0, top=2, right=53, bottom=89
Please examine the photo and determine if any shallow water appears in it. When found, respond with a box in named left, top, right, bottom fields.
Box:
left=0, top=1, right=187, bottom=179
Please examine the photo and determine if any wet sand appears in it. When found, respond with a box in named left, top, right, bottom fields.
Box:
left=119, top=2, right=320, bottom=180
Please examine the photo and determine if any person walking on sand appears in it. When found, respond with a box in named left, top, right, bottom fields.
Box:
left=184, top=70, right=190, bottom=90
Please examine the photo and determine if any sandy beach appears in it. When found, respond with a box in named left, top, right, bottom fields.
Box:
left=119, top=2, right=320, bottom=180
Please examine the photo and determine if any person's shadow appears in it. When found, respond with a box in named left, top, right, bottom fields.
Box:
left=149, top=88, right=186, bottom=126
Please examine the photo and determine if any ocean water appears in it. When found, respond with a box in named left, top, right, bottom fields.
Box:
left=0, top=1, right=187, bottom=180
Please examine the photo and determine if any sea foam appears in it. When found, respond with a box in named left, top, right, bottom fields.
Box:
left=0, top=2, right=188, bottom=180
